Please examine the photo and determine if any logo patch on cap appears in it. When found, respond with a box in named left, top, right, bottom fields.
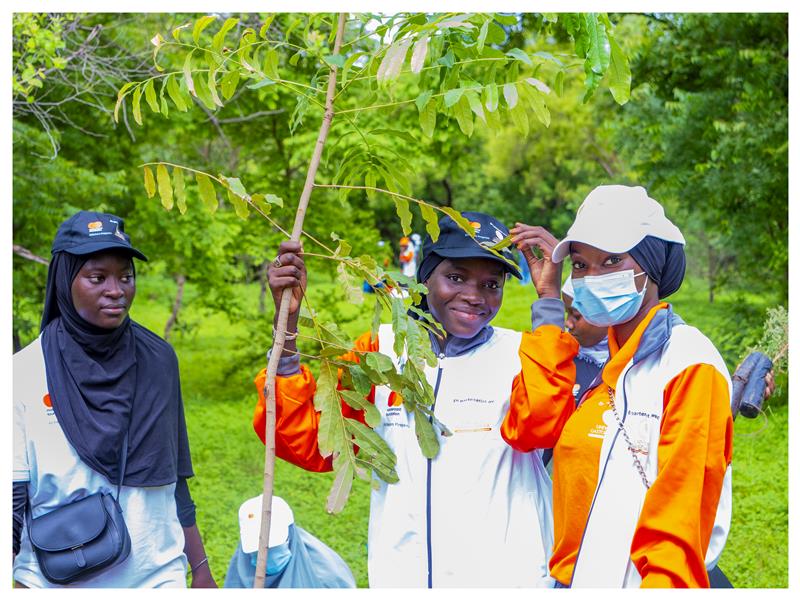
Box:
left=87, top=221, right=103, bottom=233
left=43, top=393, right=52, bottom=408
left=469, top=221, right=482, bottom=233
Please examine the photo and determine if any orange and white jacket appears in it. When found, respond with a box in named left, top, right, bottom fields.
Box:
left=254, top=298, right=578, bottom=588
left=543, top=303, right=734, bottom=588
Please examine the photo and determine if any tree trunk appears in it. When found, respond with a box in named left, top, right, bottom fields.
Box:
left=708, top=244, right=716, bottom=304
left=164, top=273, right=186, bottom=341
left=253, top=13, right=346, bottom=589
left=441, top=177, right=453, bottom=206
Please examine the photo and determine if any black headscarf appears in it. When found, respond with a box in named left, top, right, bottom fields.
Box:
left=628, top=235, right=686, bottom=299
left=40, top=251, right=193, bottom=486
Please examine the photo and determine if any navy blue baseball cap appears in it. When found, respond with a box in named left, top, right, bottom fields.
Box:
left=51, top=211, right=147, bottom=260
left=417, top=211, right=521, bottom=282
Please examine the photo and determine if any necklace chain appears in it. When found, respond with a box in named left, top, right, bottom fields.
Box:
left=606, top=386, right=651, bottom=489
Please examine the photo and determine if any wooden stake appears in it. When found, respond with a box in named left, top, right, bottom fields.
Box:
left=252, top=12, right=347, bottom=589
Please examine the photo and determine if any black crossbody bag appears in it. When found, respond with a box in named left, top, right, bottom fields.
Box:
left=26, top=432, right=132, bottom=585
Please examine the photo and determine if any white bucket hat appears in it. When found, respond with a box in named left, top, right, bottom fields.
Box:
left=238, top=494, right=294, bottom=553
left=551, top=185, right=685, bottom=264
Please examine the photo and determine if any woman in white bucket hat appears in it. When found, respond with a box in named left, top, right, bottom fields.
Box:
left=514, top=185, right=733, bottom=588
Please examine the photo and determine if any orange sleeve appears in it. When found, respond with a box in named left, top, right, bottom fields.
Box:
left=252, top=331, right=380, bottom=473
left=631, top=363, right=733, bottom=588
left=501, top=324, right=579, bottom=451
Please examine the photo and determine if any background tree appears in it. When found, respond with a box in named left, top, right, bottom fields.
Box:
left=609, top=13, right=788, bottom=302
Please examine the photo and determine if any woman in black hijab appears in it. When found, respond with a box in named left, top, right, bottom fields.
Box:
left=13, top=211, right=217, bottom=588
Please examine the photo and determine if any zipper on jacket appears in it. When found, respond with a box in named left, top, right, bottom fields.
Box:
left=570, top=368, right=630, bottom=585
left=426, top=353, right=445, bottom=589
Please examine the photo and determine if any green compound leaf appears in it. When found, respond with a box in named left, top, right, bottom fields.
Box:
left=477, top=18, right=490, bottom=53
left=523, top=85, right=551, bottom=127
left=220, top=69, right=240, bottom=100
left=506, top=47, right=532, bottom=65
left=509, top=102, right=529, bottom=136
left=371, top=299, right=383, bottom=342
left=193, top=15, right=217, bottom=44
left=341, top=51, right=365, bottom=86
left=263, top=48, right=279, bottom=79
left=344, top=419, right=398, bottom=475
left=419, top=203, right=440, bottom=242
left=183, top=50, right=196, bottom=96
left=196, top=173, right=218, bottom=213
left=207, top=70, right=223, bottom=107
left=607, top=35, right=631, bottom=105
left=410, top=35, right=429, bottom=73
left=326, top=456, right=354, bottom=514
left=259, top=15, right=275, bottom=39
left=339, top=390, right=381, bottom=428
left=143, top=166, right=156, bottom=198
left=227, top=188, right=249, bottom=219
left=483, top=82, right=499, bottom=112
left=212, top=17, right=239, bottom=53
left=315, top=362, right=344, bottom=457
left=114, top=82, right=135, bottom=123
left=173, top=168, right=187, bottom=214
left=347, top=363, right=373, bottom=397
left=418, top=97, right=437, bottom=138
left=453, top=95, right=473, bottom=136
left=143, top=79, right=159, bottom=113
left=503, top=82, right=518, bottom=109
left=443, top=87, right=464, bottom=108
left=393, top=196, right=413, bottom=235
left=156, top=163, right=173, bottom=210
left=490, top=233, right=514, bottom=251
left=166, top=75, right=188, bottom=111
left=465, top=90, right=486, bottom=123
left=413, top=407, right=441, bottom=459
left=441, top=207, right=475, bottom=237
left=131, top=85, right=143, bottom=125
left=390, top=296, right=408, bottom=357
left=365, top=351, right=396, bottom=376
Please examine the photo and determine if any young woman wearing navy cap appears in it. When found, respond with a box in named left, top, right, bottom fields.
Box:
left=12, top=211, right=217, bottom=588
left=255, top=210, right=579, bottom=588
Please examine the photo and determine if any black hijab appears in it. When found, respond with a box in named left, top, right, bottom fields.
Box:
left=40, top=251, right=193, bottom=486
left=628, top=235, right=687, bottom=299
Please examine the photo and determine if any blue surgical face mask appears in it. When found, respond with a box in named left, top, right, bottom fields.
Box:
left=571, top=270, right=648, bottom=327
left=249, top=540, right=292, bottom=575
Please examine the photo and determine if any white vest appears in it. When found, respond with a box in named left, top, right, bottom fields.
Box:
left=570, top=321, right=732, bottom=588
left=366, top=325, right=554, bottom=588
left=13, top=337, right=188, bottom=588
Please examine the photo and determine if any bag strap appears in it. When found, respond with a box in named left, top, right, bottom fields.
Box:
left=115, top=430, right=129, bottom=502
left=25, top=430, right=129, bottom=532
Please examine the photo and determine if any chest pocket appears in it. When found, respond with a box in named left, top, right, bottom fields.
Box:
left=434, top=374, right=509, bottom=435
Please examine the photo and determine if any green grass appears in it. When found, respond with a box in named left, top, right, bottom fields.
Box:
left=129, top=272, right=788, bottom=588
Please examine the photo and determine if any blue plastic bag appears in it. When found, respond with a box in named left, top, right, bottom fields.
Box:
left=224, top=524, right=356, bottom=588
